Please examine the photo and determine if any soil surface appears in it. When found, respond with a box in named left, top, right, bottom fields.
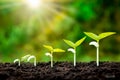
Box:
left=0, top=61, right=120, bottom=80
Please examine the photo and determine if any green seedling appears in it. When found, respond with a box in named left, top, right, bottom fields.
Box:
left=84, top=32, right=116, bottom=66
left=21, top=54, right=36, bottom=66
left=64, top=37, right=86, bottom=66
left=44, top=45, right=65, bottom=67
left=14, top=59, right=20, bottom=66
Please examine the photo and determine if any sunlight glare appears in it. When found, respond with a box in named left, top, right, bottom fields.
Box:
left=25, top=0, right=41, bottom=9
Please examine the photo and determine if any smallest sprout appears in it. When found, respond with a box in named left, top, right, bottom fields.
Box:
left=27, top=55, right=36, bottom=66
left=14, top=59, right=20, bottom=66
left=45, top=52, right=53, bottom=67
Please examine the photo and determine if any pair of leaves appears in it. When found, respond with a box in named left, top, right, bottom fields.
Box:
left=43, top=45, right=65, bottom=53
left=21, top=54, right=36, bottom=61
left=63, top=37, right=86, bottom=48
left=84, top=32, right=116, bottom=41
left=21, top=54, right=31, bottom=61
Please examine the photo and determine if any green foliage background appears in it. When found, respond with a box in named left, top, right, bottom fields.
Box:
left=0, top=0, right=120, bottom=62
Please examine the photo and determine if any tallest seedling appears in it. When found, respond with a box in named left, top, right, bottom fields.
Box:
left=84, top=32, right=116, bottom=66
left=64, top=37, right=86, bottom=66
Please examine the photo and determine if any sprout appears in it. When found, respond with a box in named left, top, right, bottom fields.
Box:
left=45, top=52, right=53, bottom=67
left=68, top=48, right=76, bottom=66
left=89, top=41, right=99, bottom=66
left=84, top=32, right=116, bottom=66
left=21, top=54, right=31, bottom=61
left=44, top=45, right=65, bottom=67
left=64, top=37, right=86, bottom=66
left=21, top=54, right=36, bottom=66
left=27, top=55, right=36, bottom=66
left=14, top=59, right=20, bottom=66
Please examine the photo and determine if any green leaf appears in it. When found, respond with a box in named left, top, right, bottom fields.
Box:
left=21, top=54, right=31, bottom=61
left=98, top=32, right=116, bottom=40
left=43, top=45, right=53, bottom=51
left=84, top=32, right=99, bottom=41
left=53, top=48, right=65, bottom=52
left=63, top=39, right=75, bottom=48
left=75, top=37, right=86, bottom=47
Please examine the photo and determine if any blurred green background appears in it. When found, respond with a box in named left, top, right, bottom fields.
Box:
left=0, top=0, right=120, bottom=62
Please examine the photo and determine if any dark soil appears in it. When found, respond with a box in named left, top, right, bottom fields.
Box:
left=0, top=61, right=120, bottom=80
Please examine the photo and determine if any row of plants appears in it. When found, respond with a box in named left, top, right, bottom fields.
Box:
left=14, top=32, right=116, bottom=67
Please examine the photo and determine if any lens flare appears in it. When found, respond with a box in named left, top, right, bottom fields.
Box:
left=25, top=0, right=41, bottom=9
left=0, top=0, right=73, bottom=32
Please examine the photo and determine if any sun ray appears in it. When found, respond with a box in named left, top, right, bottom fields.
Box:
left=45, top=2, right=75, bottom=21
left=34, top=11, right=49, bottom=32
left=45, top=0, right=72, bottom=3
left=0, top=3, right=22, bottom=10
left=25, top=15, right=36, bottom=35
left=35, top=5, right=55, bottom=27
left=0, top=0, right=19, bottom=3
left=43, top=4, right=68, bottom=20
left=0, top=0, right=74, bottom=33
left=31, top=0, right=74, bottom=31
left=47, top=3, right=68, bottom=11
left=40, top=12, right=52, bottom=28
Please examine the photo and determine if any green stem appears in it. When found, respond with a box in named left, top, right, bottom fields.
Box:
left=34, top=57, right=36, bottom=66
left=51, top=51, right=53, bottom=67
left=18, top=60, right=20, bottom=66
left=74, top=48, right=76, bottom=67
left=97, top=41, right=99, bottom=66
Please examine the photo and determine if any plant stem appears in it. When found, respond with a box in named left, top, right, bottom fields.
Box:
left=97, top=41, right=99, bottom=66
left=51, top=52, right=53, bottom=67
left=51, top=56, right=53, bottom=67
left=34, top=57, right=36, bottom=66
left=18, top=60, right=20, bottom=66
left=74, top=48, right=76, bottom=67
left=14, top=59, right=20, bottom=66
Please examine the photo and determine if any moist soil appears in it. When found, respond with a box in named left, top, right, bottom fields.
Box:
left=0, top=61, right=120, bottom=80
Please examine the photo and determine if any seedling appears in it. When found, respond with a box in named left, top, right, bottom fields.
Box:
left=64, top=37, right=86, bottom=66
left=84, top=32, right=116, bottom=66
left=14, top=59, right=20, bottom=66
left=21, top=54, right=36, bottom=66
left=44, top=45, right=65, bottom=67
left=27, top=55, right=36, bottom=66
left=21, top=54, right=31, bottom=61
left=45, top=52, right=53, bottom=67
